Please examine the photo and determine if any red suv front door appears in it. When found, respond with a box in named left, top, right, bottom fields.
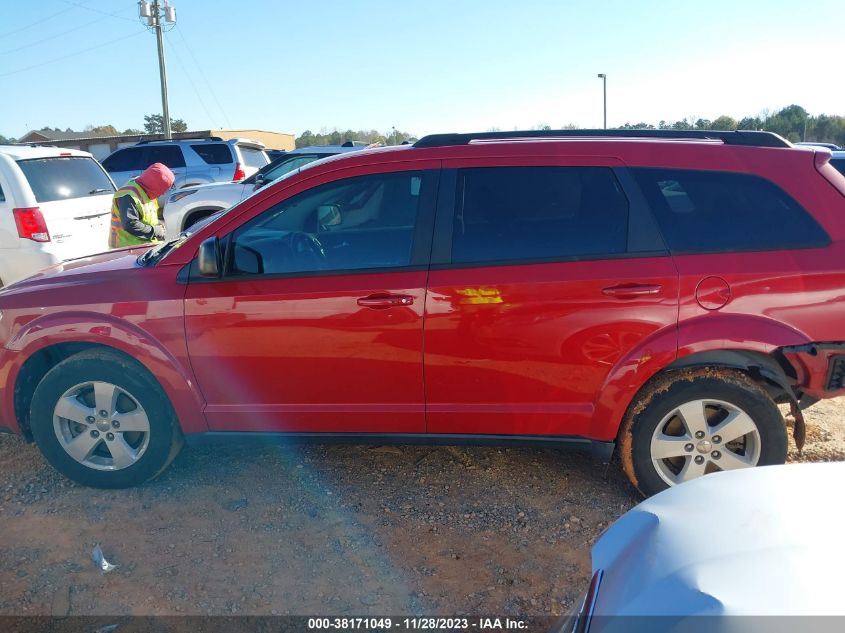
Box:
left=423, top=160, right=679, bottom=440
left=184, top=166, right=439, bottom=434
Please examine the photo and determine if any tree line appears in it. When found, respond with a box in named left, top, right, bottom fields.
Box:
left=614, top=104, right=845, bottom=145
left=295, top=128, right=416, bottom=148
left=0, top=114, right=189, bottom=143
left=4, top=105, right=843, bottom=147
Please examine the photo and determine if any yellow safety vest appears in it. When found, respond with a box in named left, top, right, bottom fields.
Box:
left=109, top=179, right=162, bottom=249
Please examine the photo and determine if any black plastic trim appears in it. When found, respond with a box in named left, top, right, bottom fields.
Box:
left=184, top=431, right=615, bottom=461
left=430, top=168, right=457, bottom=266
left=414, top=129, right=791, bottom=148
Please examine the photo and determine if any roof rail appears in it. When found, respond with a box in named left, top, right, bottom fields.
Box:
left=413, top=129, right=791, bottom=149
left=137, top=136, right=223, bottom=144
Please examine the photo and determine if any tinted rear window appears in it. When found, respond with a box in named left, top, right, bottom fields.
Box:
left=631, top=168, right=829, bottom=254
left=101, top=147, right=146, bottom=172
left=17, top=157, right=115, bottom=203
left=191, top=143, right=232, bottom=165
left=239, top=146, right=269, bottom=169
left=145, top=145, right=186, bottom=168
left=451, top=166, right=629, bottom=264
left=832, top=158, right=845, bottom=177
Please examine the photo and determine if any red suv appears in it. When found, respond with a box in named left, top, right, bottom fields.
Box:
left=1, top=129, right=843, bottom=495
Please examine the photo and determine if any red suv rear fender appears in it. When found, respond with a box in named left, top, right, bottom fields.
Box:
left=593, top=313, right=832, bottom=442
left=1, top=312, right=207, bottom=436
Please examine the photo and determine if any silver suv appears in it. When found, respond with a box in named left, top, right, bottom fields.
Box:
left=101, top=137, right=269, bottom=189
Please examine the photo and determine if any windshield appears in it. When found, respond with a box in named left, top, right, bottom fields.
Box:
left=17, top=156, right=115, bottom=202
left=244, top=153, right=330, bottom=185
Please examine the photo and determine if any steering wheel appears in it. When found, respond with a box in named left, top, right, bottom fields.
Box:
left=285, top=231, right=326, bottom=264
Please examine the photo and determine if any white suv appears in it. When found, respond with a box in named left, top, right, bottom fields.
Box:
left=0, top=145, right=115, bottom=286
left=101, top=137, right=269, bottom=190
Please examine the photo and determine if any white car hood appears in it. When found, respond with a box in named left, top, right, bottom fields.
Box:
left=591, top=462, right=845, bottom=623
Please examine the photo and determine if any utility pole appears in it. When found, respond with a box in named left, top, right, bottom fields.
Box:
left=597, top=74, right=607, bottom=129
left=139, top=1, right=177, bottom=139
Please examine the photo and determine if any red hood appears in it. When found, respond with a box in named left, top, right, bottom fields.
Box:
left=0, top=247, right=152, bottom=295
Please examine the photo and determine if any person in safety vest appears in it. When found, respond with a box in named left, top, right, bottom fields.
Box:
left=109, top=162, right=174, bottom=249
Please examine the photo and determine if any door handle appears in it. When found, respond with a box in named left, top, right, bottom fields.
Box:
left=357, top=294, right=415, bottom=309
left=602, top=283, right=663, bottom=298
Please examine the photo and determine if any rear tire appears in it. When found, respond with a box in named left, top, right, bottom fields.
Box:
left=30, top=350, right=183, bottom=488
left=619, top=368, right=787, bottom=497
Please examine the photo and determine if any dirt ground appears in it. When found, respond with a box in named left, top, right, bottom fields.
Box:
left=1, top=398, right=844, bottom=620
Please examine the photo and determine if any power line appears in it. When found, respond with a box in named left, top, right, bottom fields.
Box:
left=0, top=30, right=144, bottom=78
left=0, top=3, right=80, bottom=38
left=174, top=24, right=232, bottom=127
left=60, top=0, right=137, bottom=23
left=0, top=4, right=137, bottom=56
left=165, top=36, right=220, bottom=128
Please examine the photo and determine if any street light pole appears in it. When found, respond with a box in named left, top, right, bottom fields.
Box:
left=139, top=1, right=177, bottom=139
left=597, top=73, right=607, bottom=129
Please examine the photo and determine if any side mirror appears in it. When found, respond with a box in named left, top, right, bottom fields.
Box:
left=253, top=174, right=266, bottom=191
left=197, top=237, right=221, bottom=277
left=317, top=204, right=342, bottom=227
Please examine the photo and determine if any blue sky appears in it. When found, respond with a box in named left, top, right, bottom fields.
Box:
left=2, top=0, right=844, bottom=139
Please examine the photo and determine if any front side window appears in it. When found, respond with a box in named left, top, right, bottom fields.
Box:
left=451, top=166, right=630, bottom=264
left=17, top=157, right=115, bottom=202
left=145, top=145, right=186, bottom=168
left=101, top=148, right=146, bottom=172
left=631, top=168, right=830, bottom=253
left=230, top=171, right=426, bottom=276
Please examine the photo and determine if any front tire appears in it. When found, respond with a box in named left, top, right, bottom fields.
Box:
left=30, top=350, right=183, bottom=488
left=619, top=368, right=788, bottom=497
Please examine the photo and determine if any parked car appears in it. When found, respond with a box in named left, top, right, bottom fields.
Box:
left=101, top=137, right=269, bottom=190
left=0, top=129, right=843, bottom=491
left=831, top=150, right=845, bottom=176
left=266, top=149, right=287, bottom=162
left=0, top=145, right=114, bottom=287
left=560, top=462, right=845, bottom=632
left=162, top=144, right=366, bottom=239
left=795, top=141, right=841, bottom=150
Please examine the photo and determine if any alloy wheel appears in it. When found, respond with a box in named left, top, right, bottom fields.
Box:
left=649, top=398, right=761, bottom=486
left=52, top=381, right=151, bottom=471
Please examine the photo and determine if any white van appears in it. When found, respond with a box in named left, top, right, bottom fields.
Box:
left=0, top=146, right=115, bottom=286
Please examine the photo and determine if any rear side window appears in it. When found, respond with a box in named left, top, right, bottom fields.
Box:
left=239, top=146, right=269, bottom=169
left=17, top=157, right=115, bottom=202
left=145, top=145, right=186, bottom=168
left=0, top=183, right=5, bottom=202
left=191, top=143, right=232, bottom=165
left=101, top=147, right=146, bottom=172
left=832, top=158, right=845, bottom=177
left=451, top=166, right=629, bottom=264
left=631, top=168, right=829, bottom=254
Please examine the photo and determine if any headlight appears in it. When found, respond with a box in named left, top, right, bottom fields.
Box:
left=169, top=189, right=197, bottom=203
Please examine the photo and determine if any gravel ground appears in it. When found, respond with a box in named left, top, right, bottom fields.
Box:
left=1, top=397, right=843, bottom=619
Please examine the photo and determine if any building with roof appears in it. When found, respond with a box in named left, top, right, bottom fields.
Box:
left=17, top=128, right=295, bottom=160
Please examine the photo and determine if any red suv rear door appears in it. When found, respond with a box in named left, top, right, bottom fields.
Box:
left=184, top=164, right=439, bottom=434
left=423, top=157, right=679, bottom=441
